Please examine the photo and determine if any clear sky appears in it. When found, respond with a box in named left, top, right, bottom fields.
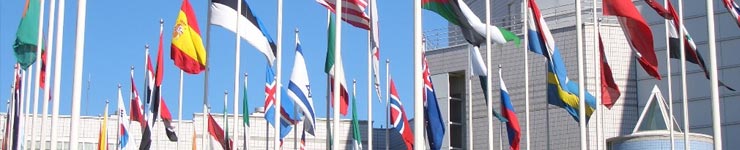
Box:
left=0, top=0, right=448, bottom=128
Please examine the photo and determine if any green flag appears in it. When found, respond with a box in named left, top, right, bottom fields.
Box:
left=14, top=0, right=43, bottom=70
left=324, top=14, right=336, bottom=74
left=351, top=85, right=362, bottom=150
left=242, top=78, right=250, bottom=127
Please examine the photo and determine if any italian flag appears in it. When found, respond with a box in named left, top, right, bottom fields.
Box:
left=422, top=0, right=520, bottom=46
left=324, top=14, right=349, bottom=116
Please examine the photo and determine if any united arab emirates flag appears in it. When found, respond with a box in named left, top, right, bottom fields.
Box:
left=422, top=0, right=520, bottom=47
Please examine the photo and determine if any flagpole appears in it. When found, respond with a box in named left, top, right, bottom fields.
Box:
left=591, top=0, right=601, bottom=149
left=224, top=90, right=228, bottom=150
left=332, top=0, right=342, bottom=149
left=676, top=0, right=692, bottom=149
left=68, top=0, right=87, bottom=149
left=663, top=0, right=675, bottom=149
left=485, top=0, right=494, bottom=149
left=385, top=59, right=390, bottom=150
left=706, top=0, right=723, bottom=149
left=49, top=0, right=65, bottom=148
left=233, top=0, right=242, bottom=149
left=575, top=0, right=587, bottom=149
left=325, top=10, right=331, bottom=150
left=204, top=0, right=214, bottom=149
left=244, top=73, right=249, bottom=150
left=117, top=84, right=122, bottom=150
left=23, top=68, right=31, bottom=148
left=467, top=45, right=474, bottom=150
left=39, top=0, right=56, bottom=149
left=367, top=5, right=374, bottom=149
left=30, top=0, right=46, bottom=148
left=177, top=69, right=184, bottom=150
left=413, top=0, right=425, bottom=148
left=293, top=29, right=300, bottom=150
left=275, top=0, right=285, bottom=148
left=521, top=0, right=530, bottom=149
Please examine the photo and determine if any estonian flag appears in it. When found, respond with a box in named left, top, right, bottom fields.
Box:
left=210, top=0, right=277, bottom=65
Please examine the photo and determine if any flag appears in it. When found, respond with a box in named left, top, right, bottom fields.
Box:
left=263, top=66, right=301, bottom=140
left=369, top=0, right=382, bottom=99
left=171, top=0, right=207, bottom=74
left=160, top=98, right=179, bottom=141
left=422, top=51, right=445, bottom=150
left=13, top=0, right=42, bottom=70
left=498, top=68, right=520, bottom=150
left=208, top=114, right=234, bottom=150
left=642, top=0, right=673, bottom=19
left=389, top=79, right=414, bottom=150
left=117, top=86, right=131, bottom=150
left=146, top=55, right=155, bottom=104
left=300, top=130, right=306, bottom=150
left=192, top=127, right=197, bottom=150
left=210, top=0, right=277, bottom=64
left=603, top=0, right=661, bottom=80
left=129, top=71, right=145, bottom=128
left=649, top=1, right=736, bottom=91
left=598, top=33, right=621, bottom=109
left=10, top=65, right=24, bottom=150
left=316, top=0, right=371, bottom=30
left=722, top=0, right=740, bottom=28
left=422, top=0, right=520, bottom=47
left=223, top=97, right=230, bottom=150
left=288, top=32, right=317, bottom=135
left=351, top=85, right=363, bottom=150
left=242, top=76, right=250, bottom=127
left=98, top=102, right=109, bottom=150
left=39, top=50, right=47, bottom=89
left=468, top=46, right=508, bottom=122
left=141, top=23, right=174, bottom=149
left=324, top=14, right=350, bottom=116
left=527, top=0, right=597, bottom=121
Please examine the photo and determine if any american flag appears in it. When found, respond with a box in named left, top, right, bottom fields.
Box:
left=389, top=79, right=414, bottom=150
left=723, top=0, right=740, bottom=28
left=316, top=0, right=370, bottom=30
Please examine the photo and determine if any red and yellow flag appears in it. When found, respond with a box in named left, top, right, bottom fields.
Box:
left=171, top=0, right=206, bottom=74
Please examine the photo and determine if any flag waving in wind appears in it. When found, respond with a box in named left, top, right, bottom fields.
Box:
left=389, top=79, right=414, bottom=150
left=324, top=14, right=350, bottom=116
left=603, top=0, right=661, bottom=80
left=287, top=31, right=317, bottom=135
left=722, top=0, right=740, bottom=28
left=498, top=67, right=520, bottom=150
left=263, top=65, right=301, bottom=141
left=351, top=82, right=363, bottom=150
left=598, top=33, right=622, bottom=109
left=316, top=0, right=371, bottom=30
left=117, top=86, right=131, bottom=150
left=13, top=0, right=42, bottom=70
left=422, top=0, right=520, bottom=47
left=171, top=0, right=207, bottom=74
left=369, top=0, right=382, bottom=99
left=468, top=46, right=508, bottom=122
left=422, top=51, right=445, bottom=150
left=211, top=0, right=277, bottom=64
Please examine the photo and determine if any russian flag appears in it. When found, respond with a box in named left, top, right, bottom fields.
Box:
left=498, top=68, right=520, bottom=150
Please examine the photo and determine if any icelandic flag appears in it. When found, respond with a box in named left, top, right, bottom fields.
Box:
left=498, top=68, right=520, bottom=150
left=389, top=79, right=414, bottom=150
left=117, top=86, right=131, bottom=149
left=527, top=0, right=596, bottom=122
left=422, top=52, right=445, bottom=150
left=263, top=65, right=301, bottom=140
left=287, top=32, right=316, bottom=135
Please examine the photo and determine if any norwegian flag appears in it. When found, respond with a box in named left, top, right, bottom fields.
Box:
left=316, top=0, right=371, bottom=30
left=389, top=79, right=414, bottom=150
left=723, top=0, right=740, bottom=28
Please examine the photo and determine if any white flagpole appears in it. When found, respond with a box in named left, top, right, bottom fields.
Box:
left=367, top=3, right=374, bottom=148
left=23, top=68, right=31, bottom=148
left=413, top=0, right=425, bottom=149
left=40, top=0, right=57, bottom=149
left=706, top=0, right=723, bottom=149
left=521, top=0, right=530, bottom=149
left=485, top=0, right=494, bottom=149
left=244, top=73, right=250, bottom=150
left=332, top=0, right=342, bottom=149
left=49, top=0, right=66, bottom=148
left=69, top=0, right=87, bottom=149
left=575, top=0, right=587, bottom=149
left=275, top=0, right=284, bottom=148
left=591, top=0, right=602, bottom=149
left=467, top=45, right=474, bottom=150
left=293, top=29, right=299, bottom=150
left=664, top=0, right=675, bottom=149
left=678, top=0, right=690, bottom=149
left=30, top=0, right=46, bottom=149
left=117, top=85, right=122, bottom=150
left=325, top=10, right=331, bottom=150
left=204, top=0, right=214, bottom=149
left=385, top=59, right=390, bottom=150
left=177, top=70, right=184, bottom=150
left=233, top=0, right=242, bottom=148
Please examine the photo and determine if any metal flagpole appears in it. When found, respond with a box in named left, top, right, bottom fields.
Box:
left=69, top=0, right=87, bottom=148
left=49, top=0, right=65, bottom=148
left=204, top=0, right=214, bottom=149
left=706, top=0, right=723, bottom=149
left=367, top=3, right=374, bottom=148
left=467, top=45, right=474, bottom=150
left=575, top=0, right=587, bottom=149
left=485, top=0, right=495, bottom=149
left=117, top=85, right=122, bottom=150
left=23, top=68, right=31, bottom=147
left=385, top=59, right=390, bottom=150
left=499, top=123, right=503, bottom=150
left=293, top=29, right=299, bottom=150
left=233, top=0, right=242, bottom=148
left=275, top=0, right=285, bottom=148
left=591, top=0, right=602, bottom=149
left=521, top=0, right=531, bottom=149
left=413, top=0, right=425, bottom=148
left=663, top=0, right=675, bottom=149
left=325, top=10, right=331, bottom=150
left=224, top=90, right=229, bottom=150
left=332, top=0, right=342, bottom=149
left=40, top=0, right=56, bottom=148
left=244, top=73, right=249, bottom=150
left=677, top=0, right=691, bottom=149
left=30, top=0, right=46, bottom=149
left=178, top=70, right=184, bottom=150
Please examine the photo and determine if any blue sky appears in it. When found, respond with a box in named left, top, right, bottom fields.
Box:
left=0, top=0, right=447, bottom=128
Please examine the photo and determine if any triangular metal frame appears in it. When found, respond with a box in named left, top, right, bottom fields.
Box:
left=632, top=85, right=672, bottom=133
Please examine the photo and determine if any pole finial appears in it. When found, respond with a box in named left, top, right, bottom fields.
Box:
left=386, top=59, right=390, bottom=63
left=160, top=18, right=164, bottom=24
left=145, top=44, right=150, bottom=49
left=295, top=28, right=299, bottom=33
left=118, top=83, right=121, bottom=88
left=130, top=65, right=135, bottom=70
left=225, top=90, right=228, bottom=95
left=244, top=73, right=248, bottom=77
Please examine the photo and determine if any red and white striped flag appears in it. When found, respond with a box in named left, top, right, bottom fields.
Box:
left=317, top=0, right=370, bottom=30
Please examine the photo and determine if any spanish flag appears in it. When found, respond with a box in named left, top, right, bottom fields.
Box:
left=171, top=0, right=206, bottom=74
left=97, top=102, right=109, bottom=150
